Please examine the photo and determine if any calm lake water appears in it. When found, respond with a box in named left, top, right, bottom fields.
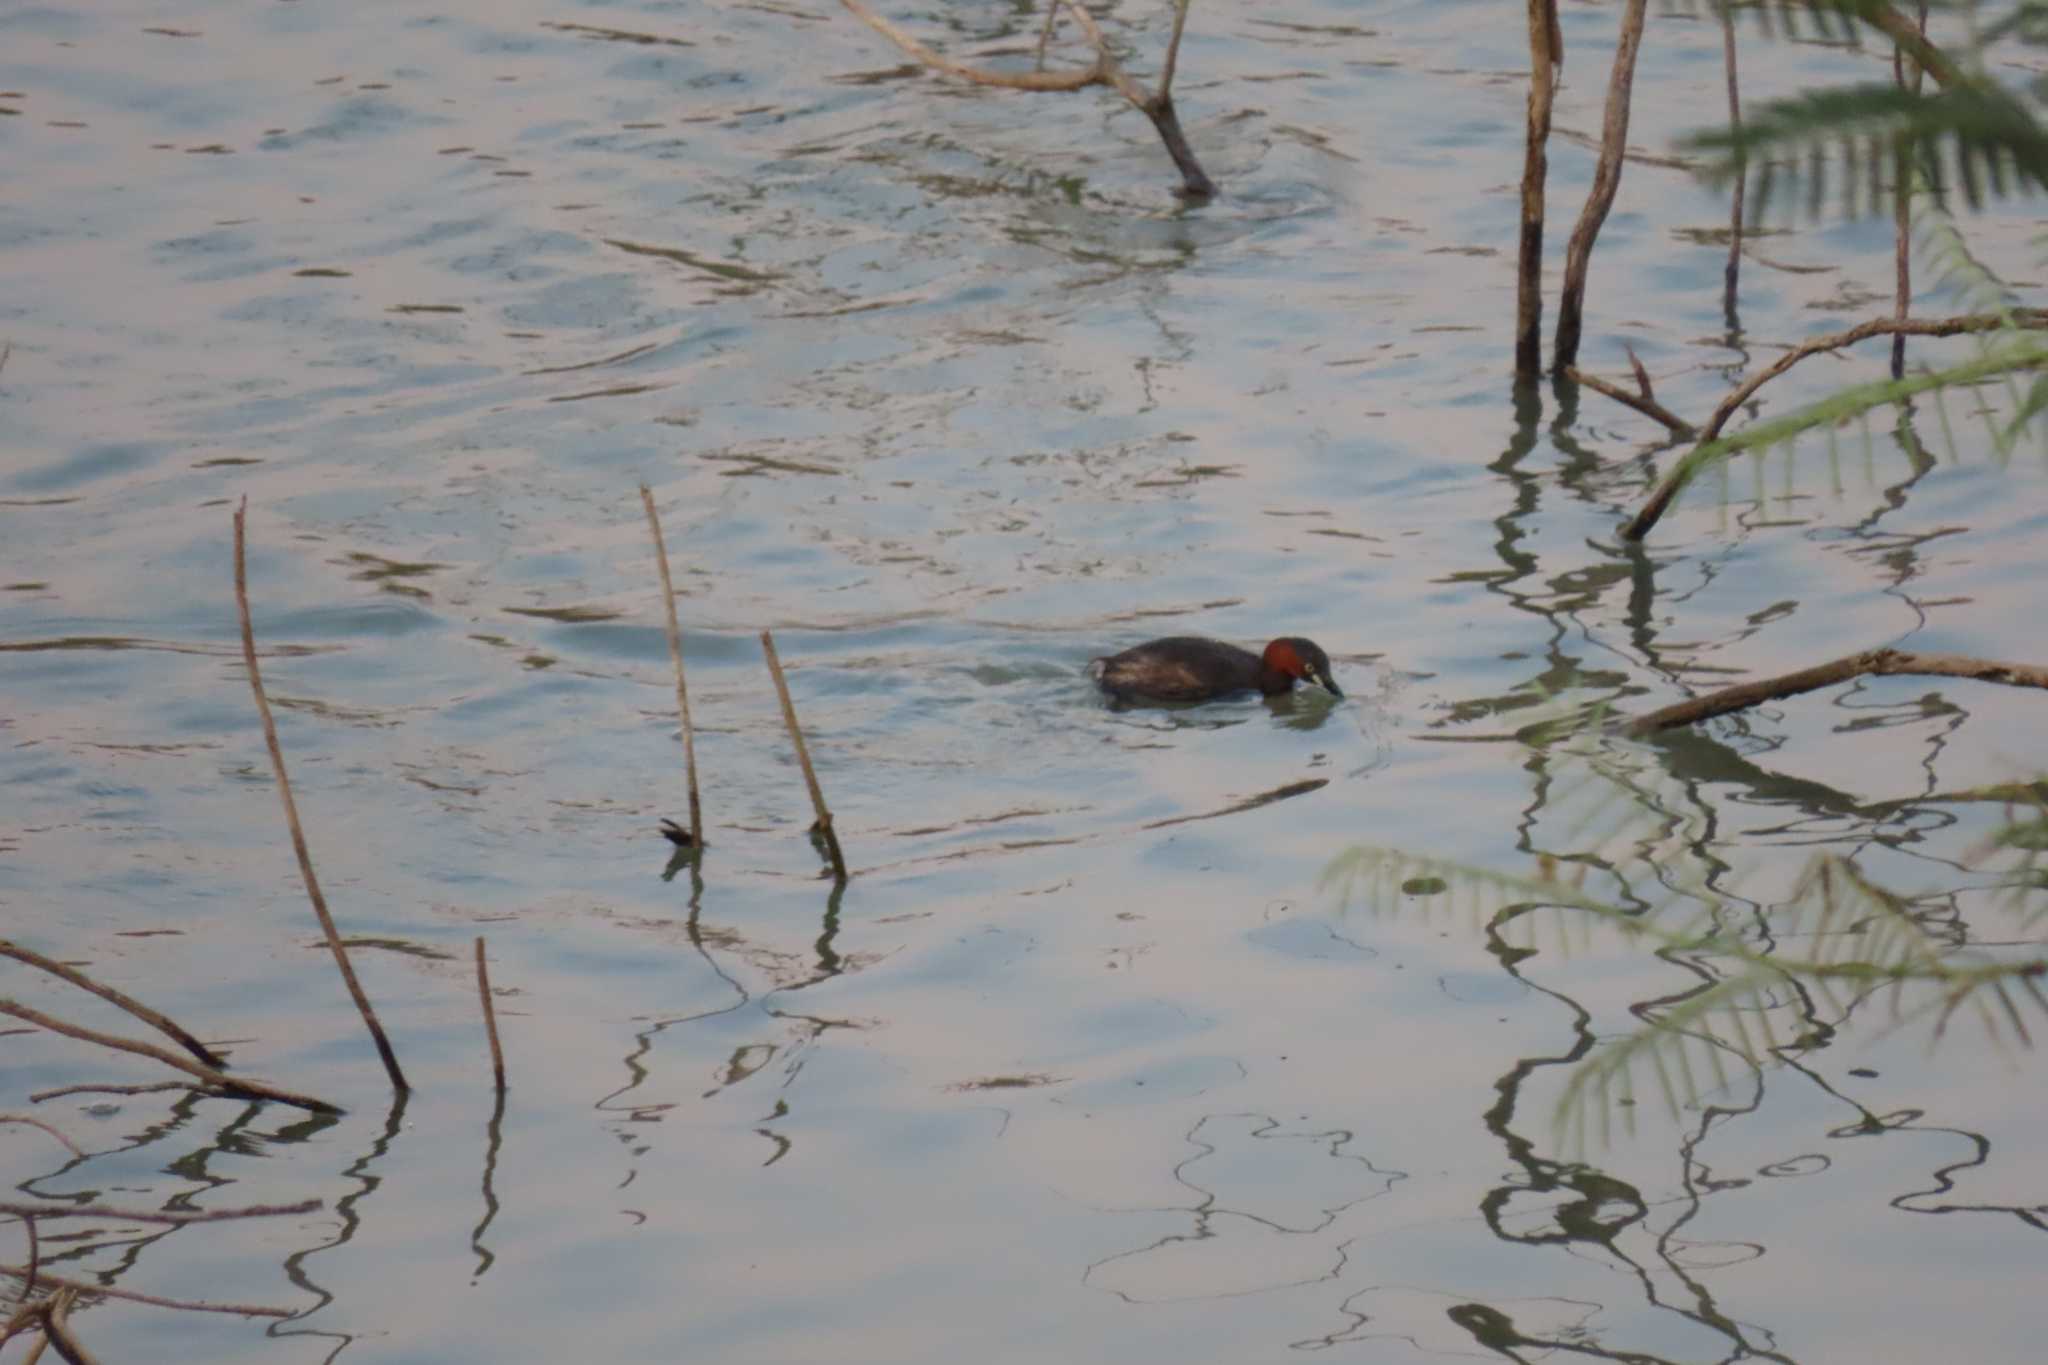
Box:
left=5, top=1, right=2046, bottom=1361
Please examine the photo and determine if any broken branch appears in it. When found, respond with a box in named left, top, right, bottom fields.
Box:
left=1625, top=648, right=2048, bottom=735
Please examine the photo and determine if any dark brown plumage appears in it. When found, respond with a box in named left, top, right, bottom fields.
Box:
left=1089, top=636, right=1342, bottom=704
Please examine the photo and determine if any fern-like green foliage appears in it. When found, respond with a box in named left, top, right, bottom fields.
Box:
left=1323, top=759, right=2048, bottom=1149
left=1690, top=81, right=2048, bottom=219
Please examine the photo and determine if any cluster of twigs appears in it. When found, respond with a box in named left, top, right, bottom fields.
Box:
left=641, top=487, right=849, bottom=883
left=839, top=0, right=1213, bottom=198
left=3, top=504, right=521, bottom=1349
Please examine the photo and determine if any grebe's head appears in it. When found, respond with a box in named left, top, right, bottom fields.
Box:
left=1263, top=637, right=1342, bottom=697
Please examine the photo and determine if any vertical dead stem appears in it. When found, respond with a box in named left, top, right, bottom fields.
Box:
left=759, top=630, right=848, bottom=882
left=639, top=485, right=704, bottom=848
left=1517, top=0, right=1562, bottom=378
left=234, top=501, right=409, bottom=1095
left=1891, top=3, right=1930, bottom=378
left=474, top=937, right=505, bottom=1093
left=1720, top=2, right=1744, bottom=318
left=1554, top=0, right=1648, bottom=372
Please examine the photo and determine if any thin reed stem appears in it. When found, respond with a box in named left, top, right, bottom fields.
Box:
left=233, top=500, right=408, bottom=1094
left=475, top=937, right=506, bottom=1093
left=639, top=486, right=703, bottom=849
left=759, top=630, right=848, bottom=882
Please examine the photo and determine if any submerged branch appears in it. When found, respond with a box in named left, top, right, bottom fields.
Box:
left=1563, top=363, right=1696, bottom=438
left=839, top=0, right=1214, bottom=196
left=1624, top=648, right=2048, bottom=735
left=0, top=999, right=340, bottom=1115
left=0, top=1266, right=298, bottom=1319
left=0, top=1199, right=320, bottom=1226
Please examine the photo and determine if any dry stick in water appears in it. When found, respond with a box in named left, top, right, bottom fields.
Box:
left=759, top=630, right=848, bottom=882
left=0, top=939, right=224, bottom=1070
left=1515, top=0, right=1562, bottom=378
left=0, top=1000, right=339, bottom=1115
left=839, top=0, right=1213, bottom=197
left=0, top=1199, right=321, bottom=1226
left=640, top=485, right=704, bottom=849
left=475, top=937, right=505, bottom=1093
left=1624, top=648, right=2048, bottom=735
left=1552, top=0, right=1649, bottom=372
left=1562, top=361, right=1696, bottom=438
left=0, top=1267, right=296, bottom=1320
left=41, top=1289, right=97, bottom=1365
left=234, top=501, right=408, bottom=1095
left=1620, top=310, right=2048, bottom=541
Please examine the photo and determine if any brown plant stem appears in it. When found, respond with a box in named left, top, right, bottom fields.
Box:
left=1517, top=0, right=1562, bottom=378
left=640, top=485, right=704, bottom=850
left=28, top=1082, right=190, bottom=1104
left=234, top=500, right=408, bottom=1095
left=1891, top=3, right=1930, bottom=378
left=1720, top=1, right=1744, bottom=316
left=0, top=1115, right=84, bottom=1158
left=1563, top=363, right=1696, bottom=438
left=1624, top=648, right=2048, bottom=735
left=1621, top=309, right=2048, bottom=541
left=0, top=1267, right=296, bottom=1319
left=1553, top=0, right=1649, bottom=372
left=759, top=630, right=848, bottom=882
left=475, top=937, right=506, bottom=1093
left=0, top=939, right=224, bottom=1070
left=0, top=999, right=340, bottom=1115
left=0, top=1199, right=321, bottom=1226
left=39, top=1288, right=96, bottom=1365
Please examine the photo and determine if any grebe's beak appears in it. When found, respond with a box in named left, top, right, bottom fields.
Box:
left=1308, top=667, right=1342, bottom=699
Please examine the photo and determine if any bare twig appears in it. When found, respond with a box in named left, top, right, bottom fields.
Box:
left=0, top=940, right=224, bottom=1070
left=0, top=1298, right=40, bottom=1355
left=234, top=501, right=408, bottom=1095
left=1625, top=648, right=2048, bottom=735
left=1623, top=310, right=2048, bottom=540
left=1517, top=0, right=1562, bottom=378
left=841, top=0, right=1103, bottom=90
left=0, top=1115, right=84, bottom=1158
left=839, top=0, right=1214, bottom=197
left=1034, top=2, right=1061, bottom=70
left=40, top=1288, right=97, bottom=1365
left=759, top=631, right=848, bottom=882
left=475, top=937, right=505, bottom=1093
left=1554, top=0, right=1649, bottom=372
left=1859, top=0, right=1963, bottom=89
left=29, top=1082, right=191, bottom=1104
left=0, top=999, right=340, bottom=1115
left=0, top=1267, right=297, bottom=1319
left=1564, top=364, right=1697, bottom=437
left=0, top=1199, right=320, bottom=1226
left=640, top=486, right=704, bottom=850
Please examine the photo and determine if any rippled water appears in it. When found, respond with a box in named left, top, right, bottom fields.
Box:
left=5, top=1, right=2047, bottom=1361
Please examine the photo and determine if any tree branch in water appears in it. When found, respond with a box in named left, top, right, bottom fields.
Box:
left=1624, top=648, right=2048, bottom=735
left=839, top=0, right=1214, bottom=197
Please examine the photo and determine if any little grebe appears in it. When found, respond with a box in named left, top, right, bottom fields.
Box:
left=1089, top=636, right=1342, bottom=704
